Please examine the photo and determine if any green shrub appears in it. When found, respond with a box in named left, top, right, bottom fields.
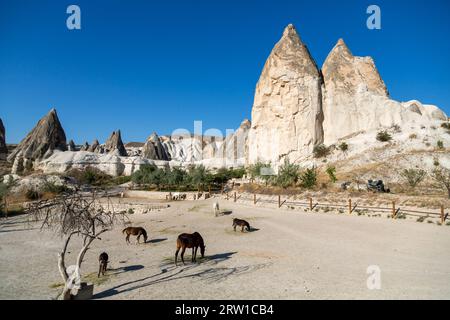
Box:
left=67, top=167, right=112, bottom=186
left=42, top=181, right=70, bottom=194
left=441, top=122, right=450, bottom=130
left=437, top=140, right=444, bottom=150
left=300, top=167, right=317, bottom=189
left=376, top=130, right=392, bottom=142
left=25, top=189, right=42, bottom=201
left=275, top=159, right=300, bottom=188
left=400, top=168, right=427, bottom=188
left=338, top=142, right=349, bottom=152
left=313, top=144, right=330, bottom=158
left=326, top=166, right=337, bottom=183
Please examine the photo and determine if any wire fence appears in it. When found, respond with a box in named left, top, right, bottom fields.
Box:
left=224, top=192, right=448, bottom=224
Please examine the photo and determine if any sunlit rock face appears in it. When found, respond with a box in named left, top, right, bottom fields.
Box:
left=321, top=39, right=445, bottom=144
left=247, top=24, right=324, bottom=166
left=8, top=109, right=67, bottom=174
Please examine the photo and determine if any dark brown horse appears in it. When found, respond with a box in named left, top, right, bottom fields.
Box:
left=122, top=227, right=148, bottom=244
left=233, top=218, right=251, bottom=232
left=98, top=252, right=109, bottom=278
left=175, top=232, right=205, bottom=266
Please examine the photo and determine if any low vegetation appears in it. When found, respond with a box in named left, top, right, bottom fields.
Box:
left=326, top=166, right=337, bottom=183
left=431, top=166, right=450, bottom=199
left=313, top=144, right=330, bottom=158
left=338, top=142, right=349, bottom=152
left=437, top=140, right=444, bottom=150
left=376, top=130, right=392, bottom=142
left=400, top=168, right=427, bottom=188
left=131, top=164, right=245, bottom=191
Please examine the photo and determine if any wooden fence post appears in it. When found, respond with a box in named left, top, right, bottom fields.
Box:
left=441, top=205, right=445, bottom=225
left=221, top=183, right=224, bottom=195
left=254, top=193, right=256, bottom=205
left=309, top=197, right=313, bottom=211
left=392, top=201, right=396, bottom=219
left=348, top=199, right=352, bottom=215
left=226, top=192, right=229, bottom=200
left=234, top=192, right=237, bottom=203
left=278, top=195, right=281, bottom=208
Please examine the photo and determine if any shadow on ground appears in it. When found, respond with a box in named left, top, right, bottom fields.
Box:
left=146, top=238, right=167, bottom=244
left=93, top=251, right=270, bottom=299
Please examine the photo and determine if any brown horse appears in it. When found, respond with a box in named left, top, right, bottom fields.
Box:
left=122, top=227, right=148, bottom=244
left=175, top=232, right=205, bottom=266
left=233, top=218, right=251, bottom=232
left=98, top=252, right=109, bottom=278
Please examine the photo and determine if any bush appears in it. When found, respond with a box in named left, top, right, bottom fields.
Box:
left=67, top=167, right=112, bottom=186
left=431, top=166, right=450, bottom=199
left=313, top=144, right=330, bottom=158
left=25, top=189, right=42, bottom=201
left=338, top=142, right=348, bottom=152
left=42, top=181, right=70, bottom=194
left=437, top=140, right=444, bottom=150
left=300, top=167, right=317, bottom=189
left=275, top=159, right=300, bottom=188
left=441, top=122, right=450, bottom=130
left=326, top=166, right=337, bottom=183
left=376, top=130, right=392, bottom=142
left=400, top=168, right=426, bottom=188
left=409, top=133, right=417, bottom=140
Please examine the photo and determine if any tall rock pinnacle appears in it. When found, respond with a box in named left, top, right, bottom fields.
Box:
left=0, top=118, right=7, bottom=160
left=321, top=39, right=397, bottom=144
left=247, top=24, right=324, bottom=166
left=104, top=130, right=128, bottom=157
left=8, top=109, right=67, bottom=173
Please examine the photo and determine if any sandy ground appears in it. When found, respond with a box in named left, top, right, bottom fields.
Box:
left=0, top=196, right=449, bottom=300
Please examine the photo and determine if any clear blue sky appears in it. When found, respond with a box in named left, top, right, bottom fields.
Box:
left=1, top=0, right=449, bottom=144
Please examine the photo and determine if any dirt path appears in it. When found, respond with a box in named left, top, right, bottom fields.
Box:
left=0, top=197, right=449, bottom=300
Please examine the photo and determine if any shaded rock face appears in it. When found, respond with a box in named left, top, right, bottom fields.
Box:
left=104, top=130, right=128, bottom=156
left=0, top=118, right=6, bottom=160
left=80, top=142, right=90, bottom=151
left=142, top=133, right=170, bottom=160
left=67, top=140, right=77, bottom=152
left=247, top=24, right=324, bottom=166
left=8, top=109, right=67, bottom=174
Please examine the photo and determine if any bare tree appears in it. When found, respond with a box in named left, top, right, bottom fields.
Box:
left=26, top=190, right=128, bottom=299
left=431, top=167, right=450, bottom=199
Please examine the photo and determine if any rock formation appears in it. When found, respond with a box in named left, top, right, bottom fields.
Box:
left=67, top=140, right=77, bottom=151
left=104, top=130, right=128, bottom=156
left=8, top=109, right=67, bottom=174
left=87, top=139, right=100, bottom=153
left=218, top=119, right=250, bottom=167
left=80, top=142, right=90, bottom=151
left=0, top=118, right=7, bottom=160
left=247, top=24, right=324, bottom=166
left=142, top=133, right=170, bottom=160
left=321, top=39, right=446, bottom=144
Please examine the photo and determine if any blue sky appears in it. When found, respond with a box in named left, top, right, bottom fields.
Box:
left=1, top=0, right=449, bottom=144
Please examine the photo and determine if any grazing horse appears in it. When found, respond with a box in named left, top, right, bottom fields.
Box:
left=98, top=252, right=109, bottom=278
left=175, top=232, right=206, bottom=266
left=122, top=227, right=148, bottom=244
left=213, top=202, right=220, bottom=217
left=233, top=218, right=251, bottom=232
